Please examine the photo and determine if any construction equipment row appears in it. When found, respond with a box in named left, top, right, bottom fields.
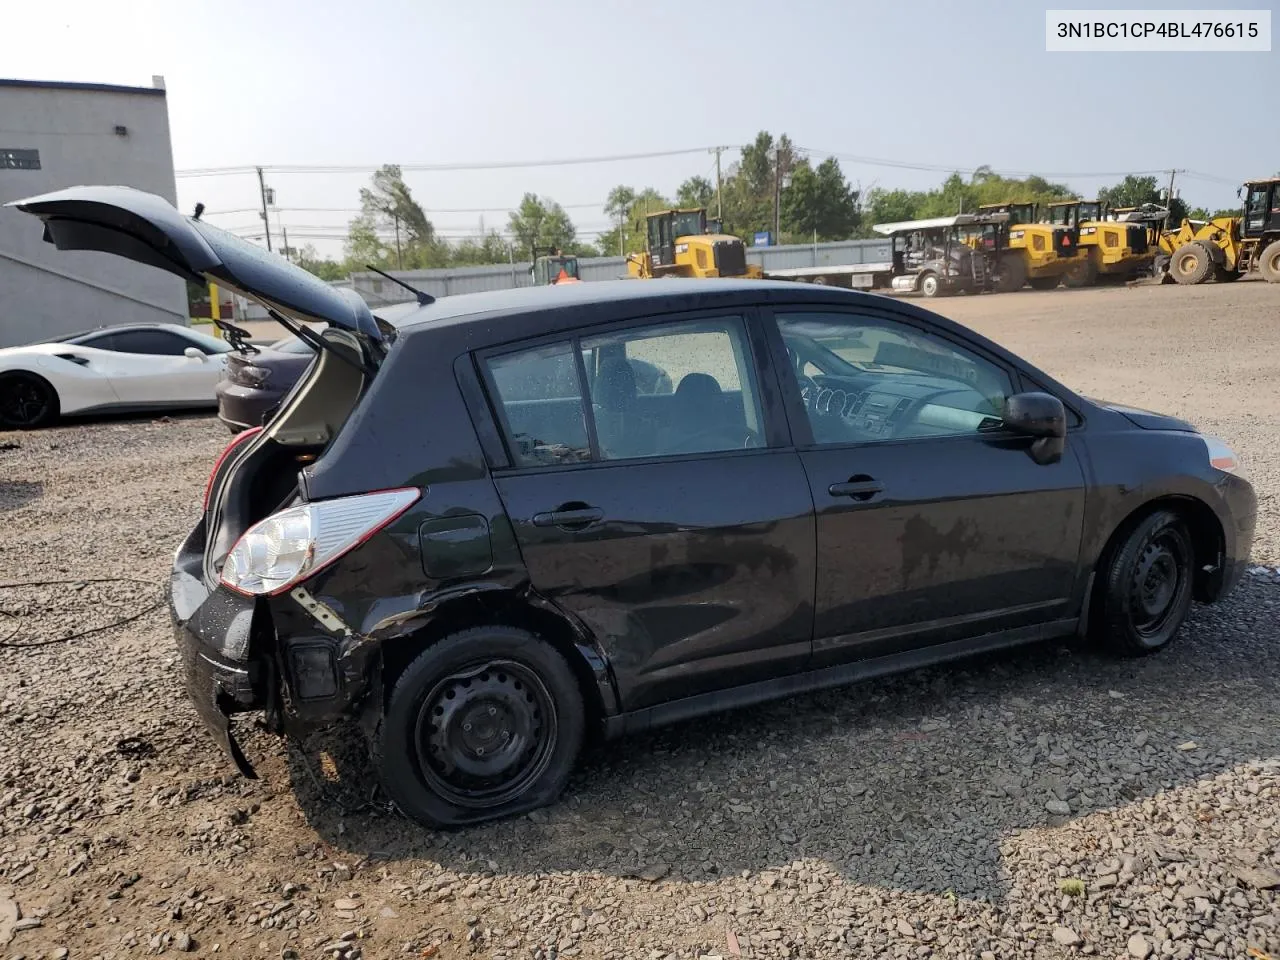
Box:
left=530, top=177, right=1280, bottom=294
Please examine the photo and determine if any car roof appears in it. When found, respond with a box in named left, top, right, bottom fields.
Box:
left=393, top=279, right=889, bottom=341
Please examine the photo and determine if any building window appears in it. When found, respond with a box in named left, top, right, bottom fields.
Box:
left=0, top=148, right=41, bottom=170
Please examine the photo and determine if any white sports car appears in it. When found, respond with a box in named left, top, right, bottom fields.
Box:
left=0, top=322, right=234, bottom=429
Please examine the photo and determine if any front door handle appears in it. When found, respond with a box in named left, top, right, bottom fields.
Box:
left=828, top=478, right=884, bottom=501
left=532, top=507, right=604, bottom=529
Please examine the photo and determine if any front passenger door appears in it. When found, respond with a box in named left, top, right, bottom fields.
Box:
left=770, top=309, right=1086, bottom=666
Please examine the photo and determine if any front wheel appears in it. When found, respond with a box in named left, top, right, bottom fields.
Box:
left=1094, top=509, right=1195, bottom=657
left=374, top=626, right=584, bottom=827
left=1170, top=241, right=1214, bottom=284
left=919, top=272, right=941, bottom=297
left=1259, top=239, right=1280, bottom=283
left=0, top=372, right=59, bottom=429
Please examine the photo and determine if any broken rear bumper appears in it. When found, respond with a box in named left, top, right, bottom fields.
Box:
left=169, top=522, right=263, bottom=779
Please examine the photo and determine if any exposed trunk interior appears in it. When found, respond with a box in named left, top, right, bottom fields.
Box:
left=203, top=329, right=372, bottom=581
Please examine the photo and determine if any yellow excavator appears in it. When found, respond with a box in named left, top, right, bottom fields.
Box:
left=1158, top=177, right=1280, bottom=285
left=625, top=208, right=763, bottom=280
left=1046, top=200, right=1166, bottom=287
left=975, top=202, right=1080, bottom=291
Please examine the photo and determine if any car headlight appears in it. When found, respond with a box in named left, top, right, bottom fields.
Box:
left=1204, top=436, right=1242, bottom=475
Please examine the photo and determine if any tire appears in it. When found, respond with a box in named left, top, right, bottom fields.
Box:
left=1170, top=241, right=1214, bottom=285
left=1027, top=275, right=1060, bottom=290
left=995, top=253, right=1026, bottom=292
left=1259, top=239, right=1280, bottom=283
left=1062, top=256, right=1098, bottom=288
left=919, top=272, right=940, bottom=297
left=1093, top=509, right=1195, bottom=657
left=1154, top=253, right=1175, bottom=284
left=0, top=372, right=59, bottom=430
left=373, top=625, right=585, bottom=827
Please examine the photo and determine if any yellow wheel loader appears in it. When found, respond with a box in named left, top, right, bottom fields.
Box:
left=1158, top=178, right=1280, bottom=285
left=1049, top=200, right=1166, bottom=287
left=625, top=208, right=763, bottom=280
left=976, top=202, right=1080, bottom=291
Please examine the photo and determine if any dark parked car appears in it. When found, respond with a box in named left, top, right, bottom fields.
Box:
left=216, top=334, right=317, bottom=432
left=13, top=187, right=1256, bottom=829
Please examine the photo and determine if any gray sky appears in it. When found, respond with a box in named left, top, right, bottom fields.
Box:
left=7, top=0, right=1277, bottom=256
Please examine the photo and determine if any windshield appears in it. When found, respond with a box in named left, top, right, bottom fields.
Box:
left=1047, top=205, right=1077, bottom=227
left=671, top=210, right=705, bottom=238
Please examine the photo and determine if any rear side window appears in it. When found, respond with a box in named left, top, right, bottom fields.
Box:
left=109, top=330, right=194, bottom=356
left=485, top=343, right=591, bottom=467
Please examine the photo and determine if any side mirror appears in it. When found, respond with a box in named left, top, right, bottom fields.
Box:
left=184, top=346, right=205, bottom=360
left=1002, top=391, right=1066, bottom=464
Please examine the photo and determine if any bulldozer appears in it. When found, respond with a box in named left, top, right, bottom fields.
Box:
left=1158, top=178, right=1280, bottom=285
left=530, top=248, right=583, bottom=286
left=975, top=202, right=1080, bottom=291
left=625, top=208, right=764, bottom=280
left=1047, top=200, right=1166, bottom=287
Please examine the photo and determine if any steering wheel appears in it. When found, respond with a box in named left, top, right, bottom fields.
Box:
left=666, top=425, right=759, bottom=455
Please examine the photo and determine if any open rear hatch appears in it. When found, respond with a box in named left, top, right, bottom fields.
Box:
left=9, top=185, right=389, bottom=573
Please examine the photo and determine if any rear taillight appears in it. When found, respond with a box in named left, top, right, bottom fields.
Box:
left=219, top=488, right=420, bottom=596
left=234, top=364, right=272, bottom=387
left=203, top=427, right=262, bottom=512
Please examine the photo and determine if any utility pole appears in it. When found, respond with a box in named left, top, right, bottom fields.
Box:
left=281, top=226, right=291, bottom=263
left=710, top=146, right=725, bottom=220
left=393, top=214, right=403, bottom=270
left=255, top=166, right=273, bottom=252
left=773, top=147, right=782, bottom=244
left=1164, top=169, right=1178, bottom=231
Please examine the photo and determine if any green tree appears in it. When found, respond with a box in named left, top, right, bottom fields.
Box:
left=781, top=157, right=860, bottom=240
left=676, top=175, right=715, bottom=210
left=449, top=231, right=512, bottom=266
left=1098, top=174, right=1187, bottom=227
left=720, top=131, right=799, bottom=241
left=863, top=188, right=927, bottom=226
left=507, top=193, right=578, bottom=258
left=348, top=164, right=450, bottom=269
left=596, top=186, right=670, bottom=257
left=293, top=244, right=346, bottom=281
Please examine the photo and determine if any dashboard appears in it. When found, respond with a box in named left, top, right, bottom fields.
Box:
left=801, top=372, right=1002, bottom=444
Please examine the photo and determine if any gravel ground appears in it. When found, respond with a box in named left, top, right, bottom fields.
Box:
left=1, top=281, right=1278, bottom=960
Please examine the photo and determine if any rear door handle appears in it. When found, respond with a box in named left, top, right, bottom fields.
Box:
left=828, top=480, right=884, bottom=501
left=532, top=507, right=604, bottom=529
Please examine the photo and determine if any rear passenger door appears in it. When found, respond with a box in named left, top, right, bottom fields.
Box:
left=478, top=311, right=816, bottom=713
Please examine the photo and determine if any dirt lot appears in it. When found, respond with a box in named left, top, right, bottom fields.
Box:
left=2, top=280, right=1278, bottom=960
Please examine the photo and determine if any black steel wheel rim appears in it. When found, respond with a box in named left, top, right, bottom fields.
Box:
left=0, top=379, right=49, bottom=427
left=1129, top=531, right=1187, bottom=639
left=414, top=659, right=557, bottom=809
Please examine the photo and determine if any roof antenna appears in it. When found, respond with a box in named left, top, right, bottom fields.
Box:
left=365, top=264, right=435, bottom=305
left=192, top=202, right=205, bottom=221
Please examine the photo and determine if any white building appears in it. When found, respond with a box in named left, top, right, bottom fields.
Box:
left=0, top=76, right=187, bottom=347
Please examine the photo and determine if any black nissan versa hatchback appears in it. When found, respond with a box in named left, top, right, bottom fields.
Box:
left=13, top=187, right=1256, bottom=828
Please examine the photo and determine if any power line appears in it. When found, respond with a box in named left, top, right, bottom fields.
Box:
left=796, top=146, right=1171, bottom=180
left=175, top=146, right=729, bottom=178
left=201, top=202, right=607, bottom=217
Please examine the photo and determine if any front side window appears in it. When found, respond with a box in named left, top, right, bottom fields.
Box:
left=105, top=330, right=193, bottom=356
left=777, top=312, right=1013, bottom=446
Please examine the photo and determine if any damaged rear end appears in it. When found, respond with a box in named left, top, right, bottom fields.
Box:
left=10, top=186, right=402, bottom=774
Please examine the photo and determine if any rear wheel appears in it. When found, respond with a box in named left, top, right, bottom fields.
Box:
left=919, top=272, right=941, bottom=297
left=1094, top=509, right=1194, bottom=657
left=1170, top=241, right=1215, bottom=284
left=994, top=253, right=1026, bottom=292
left=1027, top=275, right=1060, bottom=290
left=373, top=625, right=584, bottom=827
left=0, top=372, right=59, bottom=429
left=1259, top=240, right=1280, bottom=283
